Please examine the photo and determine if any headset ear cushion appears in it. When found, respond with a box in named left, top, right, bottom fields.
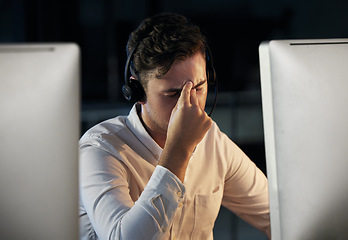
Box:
left=122, top=78, right=145, bottom=102
left=122, top=84, right=133, bottom=101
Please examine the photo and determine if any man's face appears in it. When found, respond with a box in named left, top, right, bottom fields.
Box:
left=140, top=52, right=208, bottom=140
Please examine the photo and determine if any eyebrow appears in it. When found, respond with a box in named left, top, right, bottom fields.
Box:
left=162, top=80, right=207, bottom=93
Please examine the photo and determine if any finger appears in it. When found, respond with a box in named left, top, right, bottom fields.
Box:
left=177, top=81, right=193, bottom=106
left=190, top=88, right=199, bottom=107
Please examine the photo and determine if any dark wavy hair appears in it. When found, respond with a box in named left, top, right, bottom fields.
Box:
left=126, top=13, right=207, bottom=90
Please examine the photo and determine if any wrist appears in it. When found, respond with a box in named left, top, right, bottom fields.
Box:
left=158, top=146, right=192, bottom=182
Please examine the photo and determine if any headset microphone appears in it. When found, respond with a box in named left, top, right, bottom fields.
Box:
left=205, top=46, right=218, bottom=117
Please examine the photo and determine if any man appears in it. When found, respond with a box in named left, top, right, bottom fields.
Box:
left=79, top=13, right=270, bottom=239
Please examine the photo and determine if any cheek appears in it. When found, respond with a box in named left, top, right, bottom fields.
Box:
left=161, top=98, right=178, bottom=118
left=150, top=95, right=178, bottom=120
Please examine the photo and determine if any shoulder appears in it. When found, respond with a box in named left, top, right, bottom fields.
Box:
left=79, top=115, right=130, bottom=152
left=201, top=120, right=245, bottom=161
left=205, top=121, right=234, bottom=146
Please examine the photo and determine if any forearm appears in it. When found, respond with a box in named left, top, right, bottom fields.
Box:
left=158, top=146, right=191, bottom=182
left=114, top=166, right=185, bottom=239
left=81, top=162, right=185, bottom=240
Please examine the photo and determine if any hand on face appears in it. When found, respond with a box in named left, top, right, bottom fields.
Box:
left=165, top=81, right=213, bottom=155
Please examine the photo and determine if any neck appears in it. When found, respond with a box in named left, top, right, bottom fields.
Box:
left=145, top=127, right=166, bottom=149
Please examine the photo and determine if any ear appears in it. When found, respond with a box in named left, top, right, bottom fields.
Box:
left=138, top=94, right=147, bottom=105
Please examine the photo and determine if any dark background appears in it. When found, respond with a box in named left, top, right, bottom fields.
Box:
left=2, top=0, right=347, bottom=102
left=1, top=1, right=347, bottom=238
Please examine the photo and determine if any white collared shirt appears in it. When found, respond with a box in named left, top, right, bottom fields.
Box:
left=79, top=104, right=270, bottom=240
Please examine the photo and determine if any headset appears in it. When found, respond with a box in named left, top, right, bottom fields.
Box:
left=122, top=41, right=218, bottom=116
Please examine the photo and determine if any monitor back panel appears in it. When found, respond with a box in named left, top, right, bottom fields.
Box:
left=259, top=39, right=348, bottom=240
left=0, top=44, right=80, bottom=240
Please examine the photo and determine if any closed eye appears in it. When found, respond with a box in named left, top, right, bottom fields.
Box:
left=193, top=80, right=206, bottom=91
left=166, top=91, right=181, bottom=98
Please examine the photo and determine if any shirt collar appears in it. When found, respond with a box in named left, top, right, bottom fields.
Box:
left=126, top=104, right=163, bottom=161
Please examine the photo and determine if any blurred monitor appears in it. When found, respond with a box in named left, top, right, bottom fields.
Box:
left=0, top=43, right=80, bottom=239
left=259, top=39, right=348, bottom=240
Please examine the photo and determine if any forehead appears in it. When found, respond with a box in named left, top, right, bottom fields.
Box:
left=149, top=52, right=206, bottom=89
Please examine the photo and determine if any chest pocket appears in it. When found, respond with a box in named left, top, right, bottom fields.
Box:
left=191, top=185, right=224, bottom=239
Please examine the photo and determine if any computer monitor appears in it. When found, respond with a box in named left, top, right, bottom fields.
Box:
left=259, top=39, right=348, bottom=240
left=0, top=43, right=80, bottom=239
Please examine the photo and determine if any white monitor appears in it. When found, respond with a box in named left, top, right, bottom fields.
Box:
left=259, top=39, right=348, bottom=240
left=0, top=44, right=80, bottom=239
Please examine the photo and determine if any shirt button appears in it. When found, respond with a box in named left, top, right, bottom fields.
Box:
left=178, top=202, right=183, bottom=208
left=177, top=191, right=182, bottom=198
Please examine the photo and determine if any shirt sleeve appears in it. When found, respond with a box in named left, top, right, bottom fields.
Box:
left=79, top=146, right=185, bottom=240
left=221, top=142, right=271, bottom=238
